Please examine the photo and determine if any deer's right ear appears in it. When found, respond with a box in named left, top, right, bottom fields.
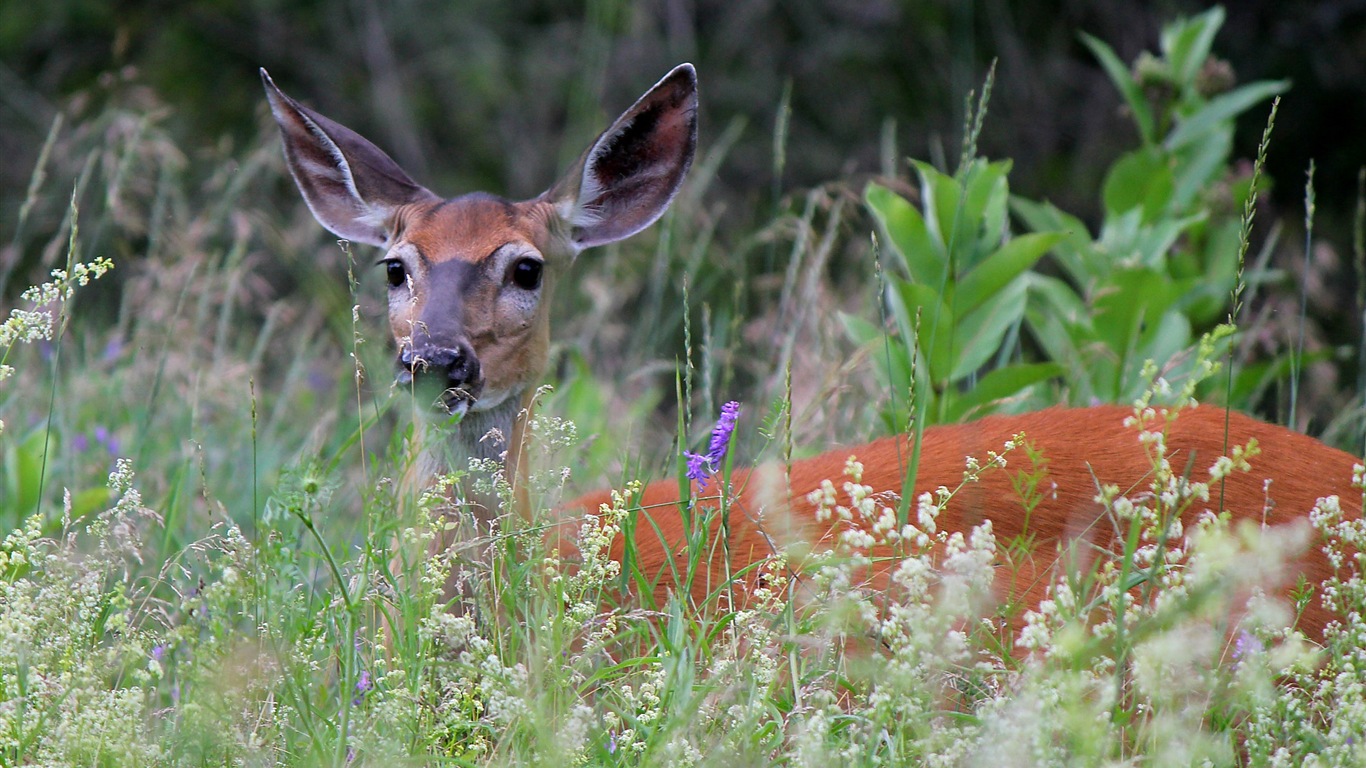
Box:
left=262, top=68, right=437, bottom=247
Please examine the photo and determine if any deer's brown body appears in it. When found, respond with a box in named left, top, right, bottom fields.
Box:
left=563, top=404, right=1361, bottom=640
left=265, top=65, right=1361, bottom=641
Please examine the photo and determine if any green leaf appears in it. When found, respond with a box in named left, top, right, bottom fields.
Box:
left=1170, top=129, right=1232, bottom=209
left=1102, top=147, right=1174, bottom=222
left=4, top=429, right=48, bottom=521
left=1162, top=6, right=1225, bottom=87
left=866, top=183, right=945, bottom=286
left=956, top=232, right=1062, bottom=315
left=959, top=159, right=1012, bottom=257
left=68, top=487, right=111, bottom=521
left=1023, top=274, right=1095, bottom=399
left=1165, top=80, right=1288, bottom=150
left=911, top=160, right=961, bottom=258
left=838, top=311, right=883, bottom=347
left=1131, top=212, right=1206, bottom=267
left=1081, top=32, right=1155, bottom=144
left=1091, top=267, right=1185, bottom=353
left=1136, top=311, right=1192, bottom=368
left=889, top=278, right=954, bottom=385
left=1010, top=197, right=1096, bottom=286
left=950, top=278, right=1027, bottom=380
left=946, top=362, right=1065, bottom=421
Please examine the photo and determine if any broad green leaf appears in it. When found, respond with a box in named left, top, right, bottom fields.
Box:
left=1081, top=32, right=1154, bottom=144
left=866, top=183, right=945, bottom=286
left=1138, top=310, right=1192, bottom=364
left=946, top=362, right=1065, bottom=421
left=841, top=311, right=918, bottom=416
left=1170, top=128, right=1231, bottom=209
left=959, top=159, right=1012, bottom=257
left=1102, top=147, right=1174, bottom=222
left=911, top=160, right=961, bottom=257
left=68, top=487, right=111, bottom=521
left=838, top=311, right=883, bottom=347
left=1091, top=267, right=1184, bottom=352
left=1132, top=212, right=1205, bottom=267
left=889, top=277, right=955, bottom=384
left=1162, top=6, right=1225, bottom=86
left=1115, top=312, right=1192, bottom=400
left=950, top=277, right=1027, bottom=380
left=4, top=429, right=47, bottom=521
left=1023, top=274, right=1094, bottom=398
left=956, top=232, right=1062, bottom=315
left=1011, top=197, right=1096, bottom=286
left=1165, top=80, right=1288, bottom=150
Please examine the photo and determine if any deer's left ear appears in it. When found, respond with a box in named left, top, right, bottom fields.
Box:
left=549, top=64, right=698, bottom=252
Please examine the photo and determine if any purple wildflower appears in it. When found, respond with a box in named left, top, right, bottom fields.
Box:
left=93, top=425, right=119, bottom=456
left=708, top=401, right=740, bottom=466
left=151, top=644, right=166, bottom=662
left=352, top=670, right=373, bottom=706
left=608, top=730, right=617, bottom=754
left=685, top=401, right=741, bottom=489
left=684, top=451, right=710, bottom=482
left=1232, top=630, right=1263, bottom=665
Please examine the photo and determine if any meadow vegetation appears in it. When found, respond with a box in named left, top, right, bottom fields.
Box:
left=3, top=6, right=1366, bottom=766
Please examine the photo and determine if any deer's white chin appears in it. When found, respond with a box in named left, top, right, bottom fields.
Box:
left=468, top=387, right=514, bottom=413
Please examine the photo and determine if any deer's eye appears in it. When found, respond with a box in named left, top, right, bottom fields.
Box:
left=510, top=257, right=543, bottom=290
left=383, top=259, right=407, bottom=288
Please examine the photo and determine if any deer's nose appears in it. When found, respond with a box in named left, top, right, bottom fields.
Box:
left=398, top=343, right=481, bottom=393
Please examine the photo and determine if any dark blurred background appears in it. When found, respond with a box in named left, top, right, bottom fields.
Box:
left=4, top=1, right=1362, bottom=223
left=2, top=0, right=1364, bottom=410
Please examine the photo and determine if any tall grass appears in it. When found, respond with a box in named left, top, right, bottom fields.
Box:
left=3, top=11, right=1366, bottom=767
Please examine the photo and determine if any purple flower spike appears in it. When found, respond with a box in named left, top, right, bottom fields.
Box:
left=684, top=451, right=710, bottom=482
left=707, top=401, right=740, bottom=466
left=352, top=670, right=373, bottom=706
left=687, top=401, right=741, bottom=489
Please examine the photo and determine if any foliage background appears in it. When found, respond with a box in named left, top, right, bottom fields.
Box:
left=2, top=0, right=1364, bottom=476
left=2, top=3, right=1366, bottom=763
left=4, top=1, right=1363, bottom=225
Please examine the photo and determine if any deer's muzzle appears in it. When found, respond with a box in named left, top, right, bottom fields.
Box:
left=397, top=343, right=483, bottom=415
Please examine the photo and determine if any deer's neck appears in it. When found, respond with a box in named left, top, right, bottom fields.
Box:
left=419, top=387, right=533, bottom=525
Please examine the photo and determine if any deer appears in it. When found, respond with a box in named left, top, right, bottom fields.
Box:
left=263, top=64, right=1363, bottom=646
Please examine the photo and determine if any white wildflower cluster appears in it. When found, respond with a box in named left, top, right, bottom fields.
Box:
left=549, top=481, right=637, bottom=624
left=1017, top=581, right=1078, bottom=654
left=468, top=455, right=514, bottom=513
left=808, top=437, right=1019, bottom=567
left=806, top=457, right=928, bottom=554
left=1238, top=465, right=1366, bottom=764
left=1021, top=407, right=1226, bottom=653
left=791, top=447, right=1012, bottom=753
left=0, top=257, right=114, bottom=354
left=711, top=553, right=791, bottom=692
left=0, top=257, right=114, bottom=432
left=419, top=609, right=477, bottom=653
left=603, top=662, right=669, bottom=757
left=525, top=409, right=579, bottom=498
left=463, top=635, right=532, bottom=726
left=0, top=497, right=166, bottom=762
left=86, top=457, right=161, bottom=566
